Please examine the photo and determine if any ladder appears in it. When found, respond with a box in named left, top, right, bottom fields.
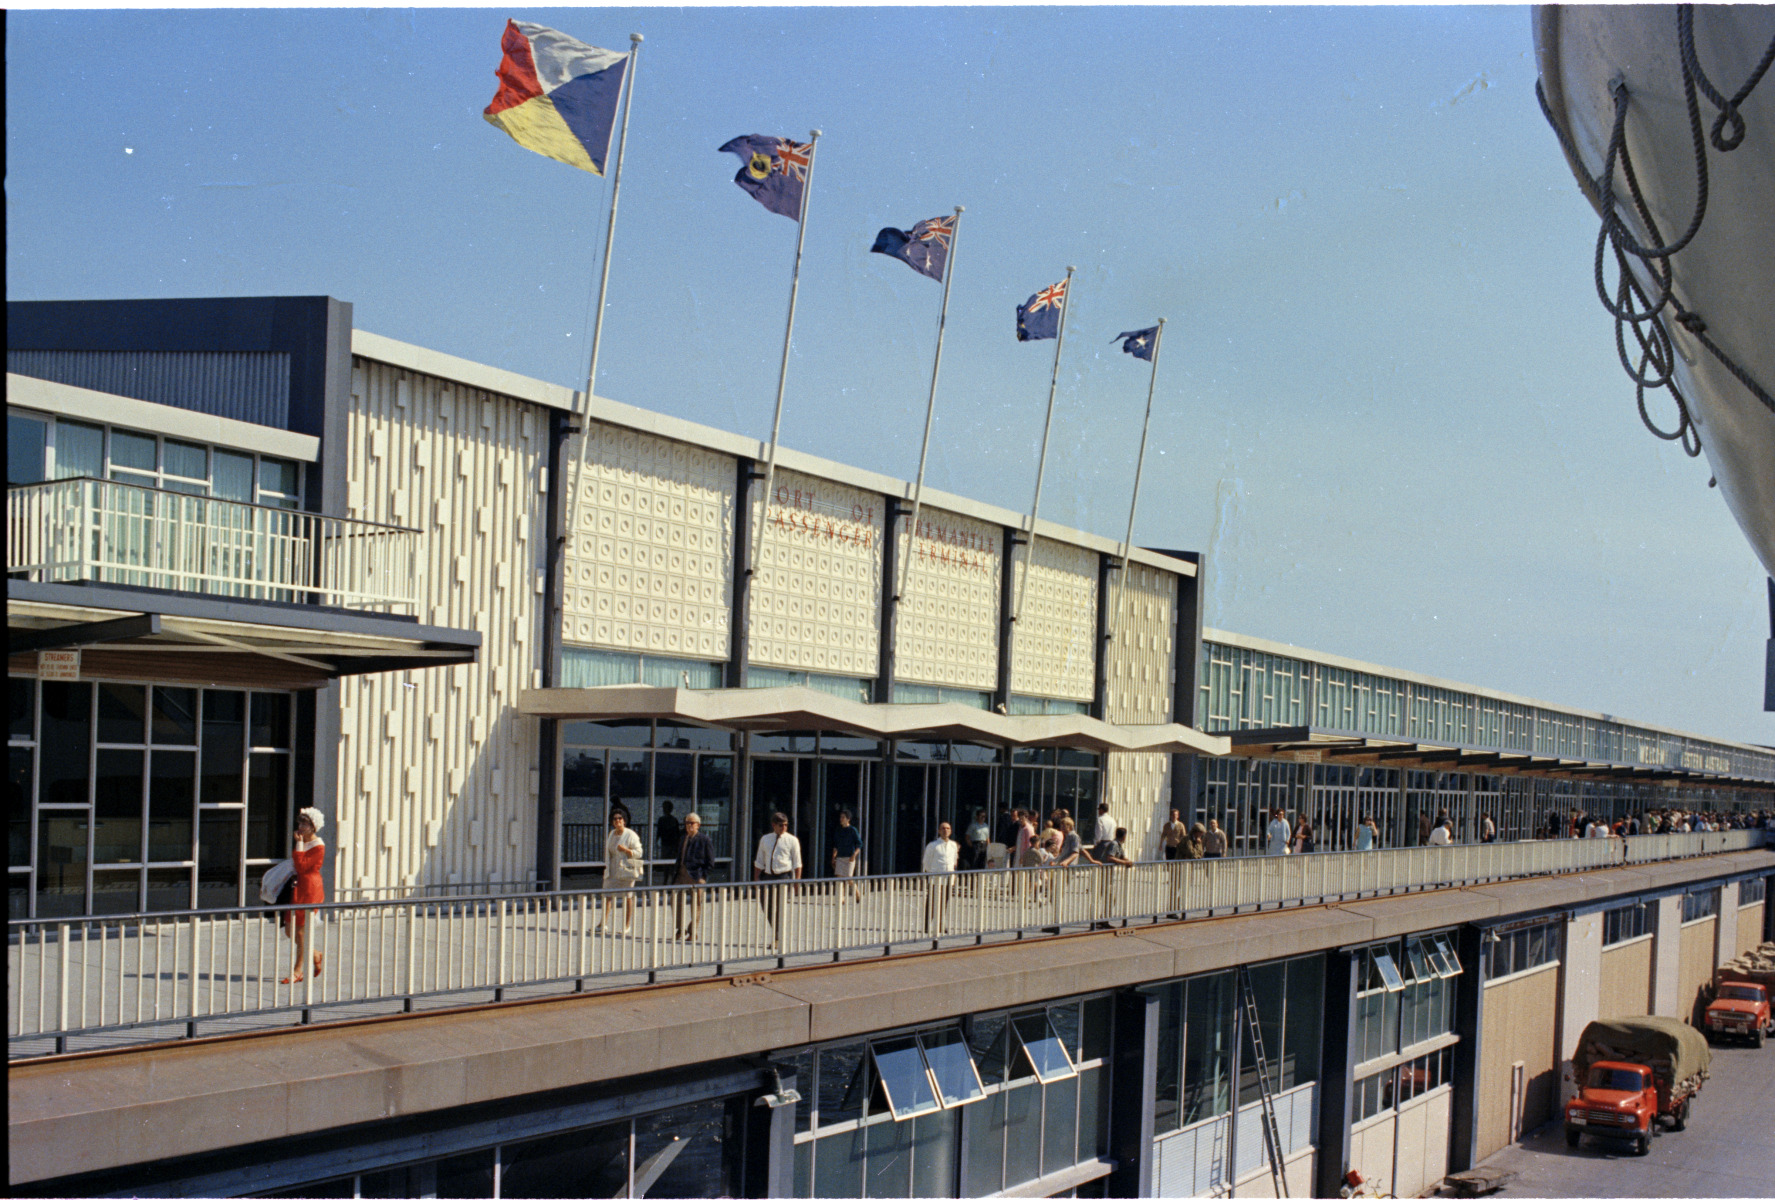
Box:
left=1237, top=964, right=1290, bottom=1198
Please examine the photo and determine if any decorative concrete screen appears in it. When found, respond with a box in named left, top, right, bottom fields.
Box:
left=1104, top=562, right=1176, bottom=725
left=1010, top=535, right=1097, bottom=702
left=894, top=504, right=1001, bottom=691
left=340, top=360, right=548, bottom=894
left=563, top=422, right=735, bottom=662
left=747, top=467, right=884, bottom=677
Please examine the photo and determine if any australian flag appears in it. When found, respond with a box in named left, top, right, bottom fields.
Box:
left=718, top=135, right=812, bottom=220
left=1016, top=279, right=1069, bottom=342
left=1113, top=326, right=1160, bottom=361
left=870, top=215, right=954, bottom=282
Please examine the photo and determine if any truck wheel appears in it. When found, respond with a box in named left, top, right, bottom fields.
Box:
left=1634, top=1135, right=1650, bottom=1157
left=1756, top=1026, right=1766, bottom=1049
left=1566, top=1129, right=1581, bottom=1148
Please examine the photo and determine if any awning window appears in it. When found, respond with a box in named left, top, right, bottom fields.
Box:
left=918, top=1029, right=986, bottom=1108
left=1371, top=950, right=1406, bottom=993
left=1433, top=933, right=1463, bottom=977
left=1011, top=1013, right=1077, bottom=1082
left=870, top=1037, right=941, bottom=1120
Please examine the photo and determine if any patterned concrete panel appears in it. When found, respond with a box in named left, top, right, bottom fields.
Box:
left=746, top=467, right=883, bottom=677
left=1009, top=536, right=1097, bottom=701
left=563, top=421, right=735, bottom=662
left=893, top=504, right=1001, bottom=691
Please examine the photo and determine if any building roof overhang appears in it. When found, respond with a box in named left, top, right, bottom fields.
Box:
left=1224, top=725, right=1775, bottom=790
left=519, top=685, right=1230, bottom=756
left=7, top=580, right=479, bottom=683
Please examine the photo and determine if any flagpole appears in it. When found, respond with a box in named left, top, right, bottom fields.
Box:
left=582, top=32, right=643, bottom=409
left=1109, top=318, right=1165, bottom=644
left=749, top=129, right=824, bottom=581
left=1012, top=265, right=1077, bottom=629
left=895, top=206, right=965, bottom=606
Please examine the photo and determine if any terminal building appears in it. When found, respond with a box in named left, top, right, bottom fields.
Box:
left=7, top=296, right=1775, bottom=1199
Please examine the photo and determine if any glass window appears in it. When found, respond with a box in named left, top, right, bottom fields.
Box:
left=499, top=1124, right=626, bottom=1199
left=871, top=1038, right=941, bottom=1120
left=54, top=421, right=104, bottom=480
left=246, top=754, right=287, bottom=861
left=1011, top=1013, right=1076, bottom=1082
left=250, top=693, right=292, bottom=749
left=97, top=683, right=148, bottom=745
left=10, top=746, right=32, bottom=871
left=39, top=681, right=91, bottom=806
left=163, top=440, right=209, bottom=491
left=9, top=412, right=48, bottom=484
left=258, top=457, right=302, bottom=507
left=12, top=677, right=37, bottom=741
left=110, top=429, right=157, bottom=477
left=213, top=450, right=255, bottom=502
left=968, top=1014, right=1009, bottom=1087
left=1154, top=984, right=1182, bottom=1133
left=433, top=1149, right=497, bottom=1200
left=197, top=809, right=241, bottom=908
left=152, top=687, right=198, bottom=744
left=1184, top=971, right=1233, bottom=1122
left=1433, top=934, right=1462, bottom=976
left=149, top=750, right=196, bottom=862
left=1373, top=950, right=1406, bottom=992
left=919, top=1029, right=985, bottom=1109
left=201, top=691, right=246, bottom=806
left=36, top=812, right=88, bottom=918
left=92, top=749, right=143, bottom=864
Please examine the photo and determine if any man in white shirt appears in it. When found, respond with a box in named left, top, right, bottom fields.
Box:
left=753, top=812, right=803, bottom=949
left=1266, top=809, right=1292, bottom=856
left=1479, top=813, right=1497, bottom=843
left=1427, top=818, right=1453, bottom=846
left=923, top=821, right=958, bottom=934
left=1093, top=804, right=1116, bottom=846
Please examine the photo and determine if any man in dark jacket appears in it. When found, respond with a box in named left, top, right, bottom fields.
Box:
left=674, top=812, right=715, bottom=939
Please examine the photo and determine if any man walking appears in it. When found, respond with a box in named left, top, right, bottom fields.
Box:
left=673, top=812, right=714, bottom=939
left=1266, top=808, right=1293, bottom=856
left=1093, top=803, right=1116, bottom=846
left=828, top=807, right=863, bottom=902
left=753, top=812, right=802, bottom=949
left=922, top=820, right=958, bottom=934
left=1161, top=808, right=1187, bottom=860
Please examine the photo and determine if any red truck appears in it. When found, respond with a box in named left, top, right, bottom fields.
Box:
left=1564, top=1017, right=1711, bottom=1156
left=1704, top=969, right=1773, bottom=1047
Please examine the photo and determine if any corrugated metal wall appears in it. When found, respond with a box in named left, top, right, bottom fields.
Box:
left=335, top=358, right=546, bottom=891
left=8, top=349, right=291, bottom=427
left=893, top=504, right=1001, bottom=692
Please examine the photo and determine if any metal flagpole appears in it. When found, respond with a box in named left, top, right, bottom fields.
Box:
left=748, top=129, right=824, bottom=580
left=582, top=33, right=643, bottom=412
left=895, top=206, right=966, bottom=605
left=1109, top=318, right=1165, bottom=643
left=1012, top=265, right=1078, bottom=627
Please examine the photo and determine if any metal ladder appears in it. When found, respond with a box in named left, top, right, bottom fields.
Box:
left=1237, top=964, right=1290, bottom=1198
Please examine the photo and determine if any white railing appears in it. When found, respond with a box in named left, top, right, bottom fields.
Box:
left=7, top=477, right=419, bottom=611
left=6, top=831, right=1763, bottom=1057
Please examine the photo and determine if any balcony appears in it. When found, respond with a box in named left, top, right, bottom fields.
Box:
left=8, top=476, right=419, bottom=613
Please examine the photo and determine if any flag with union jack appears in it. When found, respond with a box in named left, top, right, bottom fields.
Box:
left=1016, top=278, right=1069, bottom=341
left=869, top=214, right=955, bottom=281
left=718, top=134, right=814, bottom=220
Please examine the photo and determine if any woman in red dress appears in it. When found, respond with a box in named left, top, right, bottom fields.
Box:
left=281, top=807, right=326, bottom=984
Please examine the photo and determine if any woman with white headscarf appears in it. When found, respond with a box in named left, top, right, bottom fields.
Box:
left=281, top=807, right=326, bottom=984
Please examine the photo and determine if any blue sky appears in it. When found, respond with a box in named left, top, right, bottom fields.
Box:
left=7, top=5, right=1770, bottom=743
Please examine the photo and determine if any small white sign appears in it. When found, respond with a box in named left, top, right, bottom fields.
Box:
left=38, top=650, right=80, bottom=681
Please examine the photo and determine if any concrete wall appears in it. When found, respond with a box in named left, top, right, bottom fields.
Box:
left=1556, top=912, right=1601, bottom=1106
left=892, top=503, right=1001, bottom=692
left=1651, top=895, right=1683, bottom=1017
left=1476, top=963, right=1560, bottom=1160
left=1716, top=882, right=1738, bottom=970
left=1738, top=900, right=1766, bottom=956
left=1103, top=563, right=1179, bottom=857
left=1230, top=1147, right=1316, bottom=1198
left=1678, top=916, right=1718, bottom=1025
left=1597, top=938, right=1654, bottom=1019
left=561, top=419, right=735, bottom=664
left=747, top=466, right=883, bottom=679
left=335, top=355, right=547, bottom=892
left=1009, top=535, right=1097, bottom=702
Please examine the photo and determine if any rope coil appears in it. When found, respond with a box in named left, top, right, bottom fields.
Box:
left=1536, top=5, right=1775, bottom=460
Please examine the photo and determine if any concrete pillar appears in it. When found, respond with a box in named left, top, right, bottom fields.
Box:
left=1716, top=882, right=1739, bottom=968
left=1557, top=912, right=1602, bottom=1106
left=1651, top=895, right=1684, bottom=1018
left=1447, top=924, right=1488, bottom=1174
left=1314, top=949, right=1361, bottom=1200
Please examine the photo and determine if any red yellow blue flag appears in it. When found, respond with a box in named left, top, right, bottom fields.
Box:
left=484, top=20, right=629, bottom=175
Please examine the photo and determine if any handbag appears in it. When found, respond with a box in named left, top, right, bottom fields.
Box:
left=259, top=858, right=296, bottom=905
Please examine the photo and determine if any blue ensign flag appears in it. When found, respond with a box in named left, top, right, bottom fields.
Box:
left=718, top=135, right=812, bottom=220
left=1016, top=279, right=1069, bottom=341
left=870, top=214, right=955, bottom=281
left=1113, top=327, right=1160, bottom=360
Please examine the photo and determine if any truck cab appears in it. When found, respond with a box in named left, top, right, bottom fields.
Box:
left=1704, top=982, right=1771, bottom=1047
left=1564, top=1062, right=1657, bottom=1155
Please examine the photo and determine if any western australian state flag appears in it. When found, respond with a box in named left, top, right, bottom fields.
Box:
left=1016, top=279, right=1069, bottom=342
left=1113, top=326, right=1159, bottom=360
left=870, top=215, right=954, bottom=282
left=719, top=135, right=812, bottom=220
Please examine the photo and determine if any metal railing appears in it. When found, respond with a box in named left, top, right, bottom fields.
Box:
left=7, top=477, right=419, bottom=611
left=6, top=830, right=1764, bottom=1058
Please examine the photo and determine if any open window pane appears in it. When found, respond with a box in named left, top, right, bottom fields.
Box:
left=1434, top=934, right=1462, bottom=977
left=919, top=1029, right=985, bottom=1108
left=871, top=1038, right=940, bottom=1121
left=1405, top=940, right=1432, bottom=984
left=1373, top=951, right=1406, bottom=993
left=1012, top=1013, right=1077, bottom=1082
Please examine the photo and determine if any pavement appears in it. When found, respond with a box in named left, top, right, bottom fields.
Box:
left=1462, top=1035, right=1775, bottom=1198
